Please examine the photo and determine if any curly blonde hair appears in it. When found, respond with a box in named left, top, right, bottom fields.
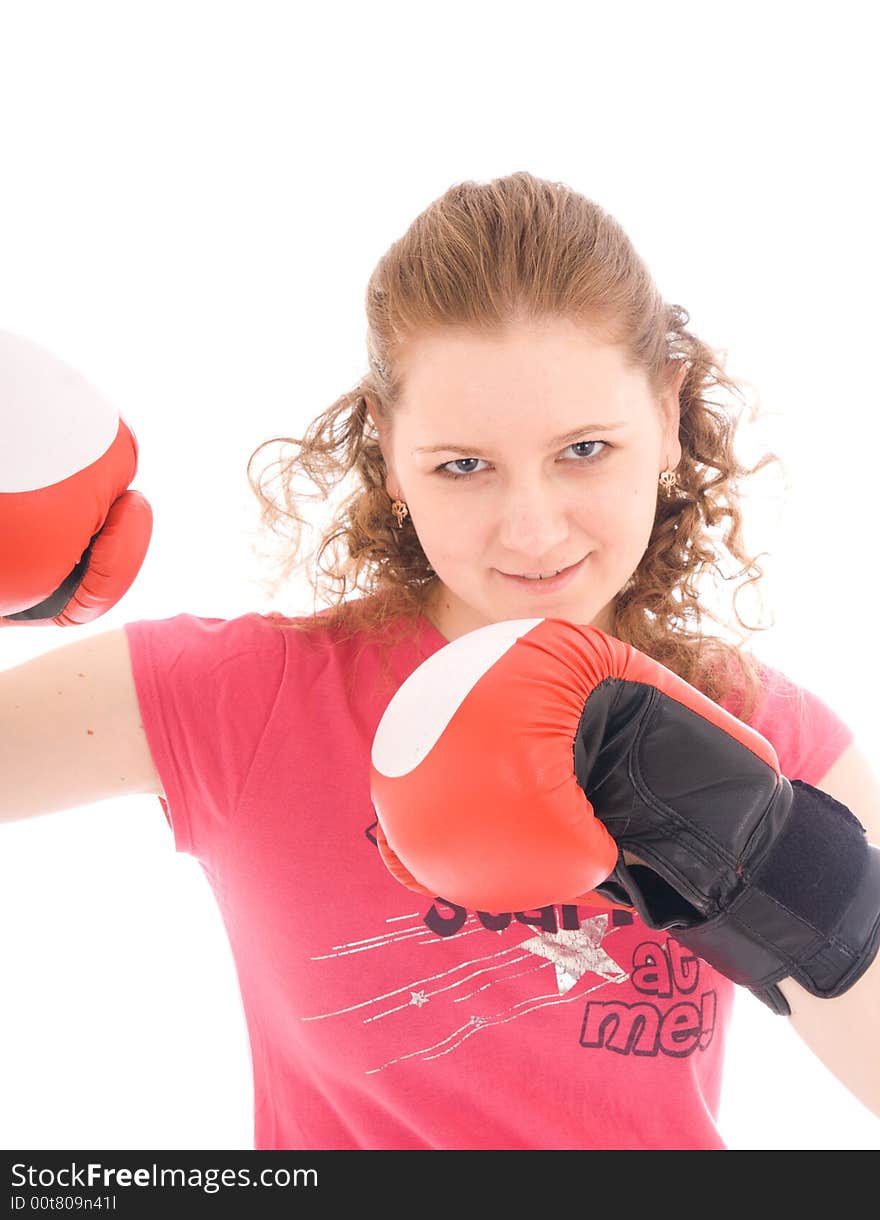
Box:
left=247, top=171, right=783, bottom=722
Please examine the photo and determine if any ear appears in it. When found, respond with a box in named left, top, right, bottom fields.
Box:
left=661, top=360, right=687, bottom=468
left=364, top=394, right=380, bottom=432
left=364, top=395, right=401, bottom=500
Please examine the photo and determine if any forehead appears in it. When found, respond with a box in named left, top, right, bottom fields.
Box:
left=395, top=319, right=645, bottom=413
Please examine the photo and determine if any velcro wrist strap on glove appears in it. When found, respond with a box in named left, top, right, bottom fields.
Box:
left=599, top=775, right=880, bottom=1015
left=582, top=677, right=880, bottom=1016
left=615, top=780, right=873, bottom=1010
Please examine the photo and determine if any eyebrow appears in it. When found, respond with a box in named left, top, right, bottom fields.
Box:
left=411, top=422, right=627, bottom=456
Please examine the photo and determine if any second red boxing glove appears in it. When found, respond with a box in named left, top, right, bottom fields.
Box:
left=0, top=330, right=152, bottom=627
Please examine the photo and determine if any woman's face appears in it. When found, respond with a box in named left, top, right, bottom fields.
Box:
left=370, top=317, right=684, bottom=641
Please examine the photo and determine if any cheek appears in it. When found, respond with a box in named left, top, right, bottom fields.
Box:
left=422, top=523, right=481, bottom=564
left=615, top=473, right=659, bottom=525
left=574, top=483, right=650, bottom=533
left=579, top=485, right=658, bottom=569
left=622, top=495, right=661, bottom=566
left=410, top=500, right=470, bottom=561
left=414, top=502, right=500, bottom=579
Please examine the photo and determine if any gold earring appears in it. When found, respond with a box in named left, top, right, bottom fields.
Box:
left=391, top=498, right=409, bottom=529
left=659, top=468, right=678, bottom=497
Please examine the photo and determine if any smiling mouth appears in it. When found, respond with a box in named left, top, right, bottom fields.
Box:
left=500, top=557, right=585, bottom=580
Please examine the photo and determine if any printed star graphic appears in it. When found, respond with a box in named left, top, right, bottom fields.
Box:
left=521, top=915, right=628, bottom=995
left=409, top=990, right=429, bottom=1008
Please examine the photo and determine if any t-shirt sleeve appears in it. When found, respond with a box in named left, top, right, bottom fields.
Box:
left=123, top=612, right=286, bottom=859
left=750, top=658, right=856, bottom=786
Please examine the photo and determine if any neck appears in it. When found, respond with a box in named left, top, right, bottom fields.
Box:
left=423, top=582, right=617, bottom=643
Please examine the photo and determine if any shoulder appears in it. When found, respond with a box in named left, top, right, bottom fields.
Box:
left=125, top=608, right=289, bottom=668
left=743, top=654, right=877, bottom=839
left=123, top=610, right=295, bottom=722
left=723, top=650, right=855, bottom=787
left=125, top=600, right=438, bottom=692
left=268, top=596, right=438, bottom=655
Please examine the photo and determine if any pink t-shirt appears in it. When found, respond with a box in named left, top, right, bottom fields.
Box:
left=123, top=606, right=854, bottom=1150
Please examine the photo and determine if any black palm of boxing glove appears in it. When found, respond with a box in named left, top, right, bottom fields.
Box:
left=574, top=657, right=880, bottom=1016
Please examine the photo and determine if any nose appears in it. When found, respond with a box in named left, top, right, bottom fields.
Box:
left=495, top=478, right=570, bottom=558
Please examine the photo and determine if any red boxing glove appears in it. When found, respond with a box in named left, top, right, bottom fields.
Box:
left=371, top=618, right=880, bottom=1014
left=370, top=617, right=622, bottom=913
left=0, top=330, right=153, bottom=627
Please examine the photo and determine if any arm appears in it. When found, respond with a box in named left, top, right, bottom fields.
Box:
left=1, top=627, right=165, bottom=822
left=777, top=741, right=880, bottom=1117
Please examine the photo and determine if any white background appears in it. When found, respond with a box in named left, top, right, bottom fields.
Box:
left=1, top=0, right=878, bottom=1151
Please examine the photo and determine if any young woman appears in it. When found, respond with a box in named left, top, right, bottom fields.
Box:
left=3, top=171, right=878, bottom=1150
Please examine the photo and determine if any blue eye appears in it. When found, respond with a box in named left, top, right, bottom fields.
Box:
left=435, top=440, right=607, bottom=480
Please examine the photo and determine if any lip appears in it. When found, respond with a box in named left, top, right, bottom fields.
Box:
left=497, top=555, right=587, bottom=593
